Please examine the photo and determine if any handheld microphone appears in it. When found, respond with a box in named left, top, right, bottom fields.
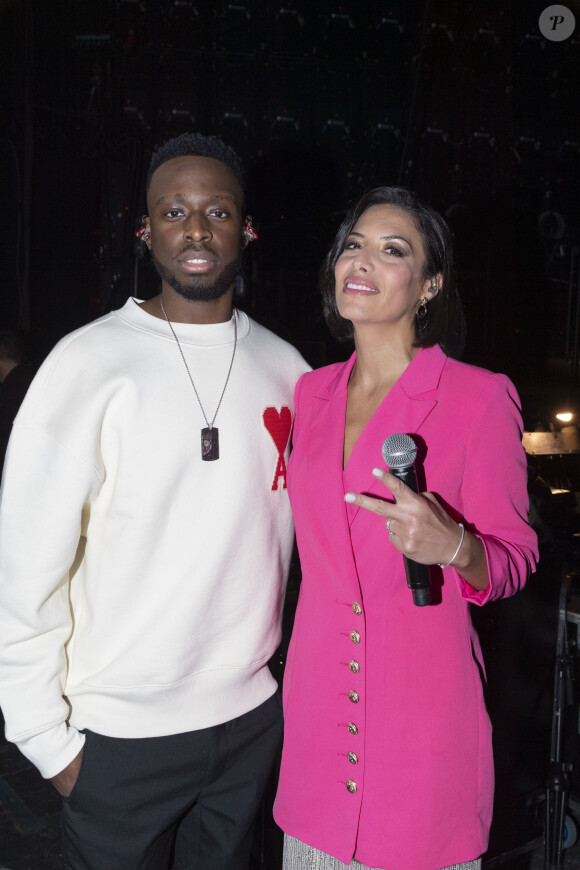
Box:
left=381, top=433, right=431, bottom=607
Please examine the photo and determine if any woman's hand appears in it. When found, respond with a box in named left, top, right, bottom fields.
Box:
left=345, top=468, right=490, bottom=591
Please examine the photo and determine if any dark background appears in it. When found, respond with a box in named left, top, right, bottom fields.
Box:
left=1, top=1, right=580, bottom=868
left=1, top=0, right=579, bottom=399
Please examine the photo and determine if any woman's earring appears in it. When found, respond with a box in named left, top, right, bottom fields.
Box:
left=416, top=297, right=429, bottom=318
left=243, top=216, right=258, bottom=242
left=135, top=223, right=151, bottom=243
left=431, top=278, right=438, bottom=293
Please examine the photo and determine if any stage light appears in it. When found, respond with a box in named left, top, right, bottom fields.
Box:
left=117, top=0, right=146, bottom=10
left=170, top=0, right=199, bottom=13
left=422, top=126, right=450, bottom=142
left=266, top=6, right=310, bottom=56
left=223, top=110, right=249, bottom=128
left=321, top=117, right=350, bottom=135
left=470, top=130, right=496, bottom=148
left=163, top=107, right=196, bottom=136
left=218, top=3, right=253, bottom=46
left=271, top=112, right=300, bottom=132
left=320, top=9, right=356, bottom=56
left=512, top=135, right=542, bottom=165
left=123, top=101, right=148, bottom=128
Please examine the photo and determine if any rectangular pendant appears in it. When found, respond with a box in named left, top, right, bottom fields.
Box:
left=201, top=427, right=219, bottom=461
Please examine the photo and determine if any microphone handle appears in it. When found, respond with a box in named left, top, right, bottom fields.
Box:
left=389, top=464, right=431, bottom=607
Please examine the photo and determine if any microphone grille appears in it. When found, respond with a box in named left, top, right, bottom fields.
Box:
left=381, top=433, right=417, bottom=469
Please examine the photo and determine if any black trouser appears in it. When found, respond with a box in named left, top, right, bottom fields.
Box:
left=61, top=692, right=283, bottom=870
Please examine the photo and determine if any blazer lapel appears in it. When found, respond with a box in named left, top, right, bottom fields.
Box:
left=344, top=346, right=447, bottom=525
left=305, top=354, right=358, bottom=553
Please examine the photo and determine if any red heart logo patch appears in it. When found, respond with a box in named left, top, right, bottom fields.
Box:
left=263, top=406, right=292, bottom=491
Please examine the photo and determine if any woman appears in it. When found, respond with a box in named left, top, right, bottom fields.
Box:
left=274, top=187, right=538, bottom=870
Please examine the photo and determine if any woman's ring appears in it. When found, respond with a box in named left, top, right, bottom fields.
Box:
left=386, top=518, right=395, bottom=536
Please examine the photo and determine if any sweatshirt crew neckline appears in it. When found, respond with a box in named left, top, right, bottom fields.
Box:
left=115, top=297, right=250, bottom=347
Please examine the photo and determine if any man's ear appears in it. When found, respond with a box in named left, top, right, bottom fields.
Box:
left=144, top=216, right=151, bottom=249
left=242, top=216, right=258, bottom=248
left=134, top=215, right=151, bottom=247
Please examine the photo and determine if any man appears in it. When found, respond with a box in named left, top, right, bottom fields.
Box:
left=0, top=133, right=309, bottom=869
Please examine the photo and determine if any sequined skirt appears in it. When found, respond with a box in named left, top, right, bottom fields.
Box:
left=282, top=833, right=482, bottom=870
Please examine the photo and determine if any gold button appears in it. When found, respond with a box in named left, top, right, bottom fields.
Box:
left=352, top=602, right=362, bottom=615
left=347, top=722, right=358, bottom=734
left=347, top=751, right=359, bottom=764
left=350, top=631, right=361, bottom=644
left=348, top=690, right=359, bottom=703
left=346, top=780, right=357, bottom=793
left=349, top=660, right=360, bottom=674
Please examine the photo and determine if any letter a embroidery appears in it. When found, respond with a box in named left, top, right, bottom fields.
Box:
left=263, top=406, right=292, bottom=491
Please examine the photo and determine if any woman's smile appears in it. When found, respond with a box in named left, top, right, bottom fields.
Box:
left=342, top=278, right=379, bottom=295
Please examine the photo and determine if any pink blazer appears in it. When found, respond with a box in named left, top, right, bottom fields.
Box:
left=274, top=345, right=538, bottom=870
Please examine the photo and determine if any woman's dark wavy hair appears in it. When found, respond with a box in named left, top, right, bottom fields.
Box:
left=320, top=186, right=466, bottom=358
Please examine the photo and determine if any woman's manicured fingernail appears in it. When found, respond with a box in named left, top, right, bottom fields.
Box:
left=372, top=467, right=384, bottom=478
left=344, top=493, right=356, bottom=503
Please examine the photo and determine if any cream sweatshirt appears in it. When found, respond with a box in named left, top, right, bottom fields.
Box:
left=0, top=299, right=309, bottom=778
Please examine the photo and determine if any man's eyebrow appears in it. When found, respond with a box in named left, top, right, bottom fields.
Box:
left=154, top=193, right=239, bottom=207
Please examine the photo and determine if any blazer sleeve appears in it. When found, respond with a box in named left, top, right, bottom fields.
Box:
left=454, top=373, right=538, bottom=605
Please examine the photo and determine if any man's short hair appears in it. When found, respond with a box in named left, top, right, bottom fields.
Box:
left=146, top=132, right=246, bottom=202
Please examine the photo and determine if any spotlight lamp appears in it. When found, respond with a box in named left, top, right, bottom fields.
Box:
left=470, top=130, right=497, bottom=149
left=556, top=411, right=574, bottom=424
left=117, top=0, right=146, bottom=10
left=322, top=117, right=350, bottom=135
left=223, top=111, right=249, bottom=128
left=271, top=114, right=300, bottom=131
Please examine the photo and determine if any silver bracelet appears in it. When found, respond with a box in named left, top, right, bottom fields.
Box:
left=438, top=523, right=465, bottom=568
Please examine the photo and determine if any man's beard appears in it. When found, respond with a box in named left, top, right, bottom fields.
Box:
left=152, top=250, right=243, bottom=303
